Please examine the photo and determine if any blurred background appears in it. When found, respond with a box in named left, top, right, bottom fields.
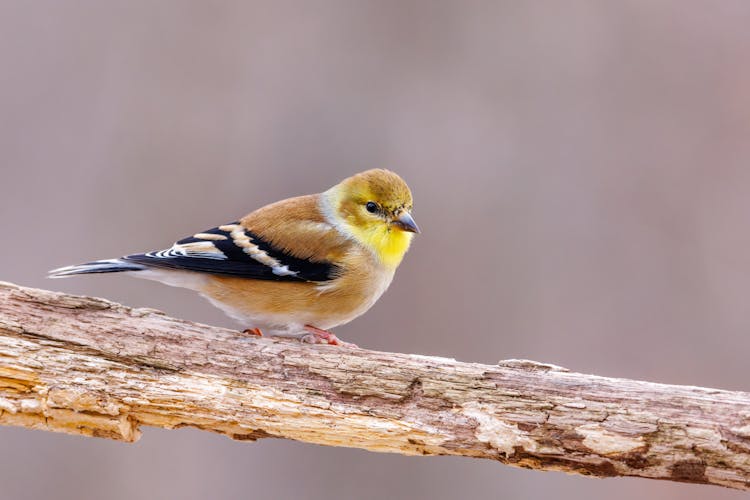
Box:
left=1, top=1, right=749, bottom=499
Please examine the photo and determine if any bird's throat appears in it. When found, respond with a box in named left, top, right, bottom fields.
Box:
left=351, top=224, right=412, bottom=268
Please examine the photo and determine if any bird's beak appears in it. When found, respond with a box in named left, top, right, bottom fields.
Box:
left=392, top=212, right=421, bottom=234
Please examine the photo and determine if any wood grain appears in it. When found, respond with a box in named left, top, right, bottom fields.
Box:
left=0, top=281, right=748, bottom=490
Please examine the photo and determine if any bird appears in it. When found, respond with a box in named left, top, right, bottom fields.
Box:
left=49, top=169, right=420, bottom=347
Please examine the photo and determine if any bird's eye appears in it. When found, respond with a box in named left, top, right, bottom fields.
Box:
left=365, top=201, right=379, bottom=214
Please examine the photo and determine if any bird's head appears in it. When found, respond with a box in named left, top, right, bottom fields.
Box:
left=323, top=169, right=419, bottom=268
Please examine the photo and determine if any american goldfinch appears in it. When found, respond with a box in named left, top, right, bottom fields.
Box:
left=49, top=169, right=419, bottom=347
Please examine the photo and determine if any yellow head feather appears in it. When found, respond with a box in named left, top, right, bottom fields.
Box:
left=324, top=169, right=417, bottom=268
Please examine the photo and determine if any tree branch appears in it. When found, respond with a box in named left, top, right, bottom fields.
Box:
left=0, top=281, right=748, bottom=490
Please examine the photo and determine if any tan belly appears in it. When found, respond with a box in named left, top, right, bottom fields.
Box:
left=199, top=265, right=394, bottom=332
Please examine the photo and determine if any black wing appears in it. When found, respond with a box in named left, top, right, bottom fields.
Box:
left=122, top=222, right=336, bottom=282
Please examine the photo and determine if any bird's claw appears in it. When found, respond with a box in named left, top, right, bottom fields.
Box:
left=302, top=325, right=358, bottom=348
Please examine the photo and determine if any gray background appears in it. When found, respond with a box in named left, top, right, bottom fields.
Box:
left=1, top=1, right=749, bottom=499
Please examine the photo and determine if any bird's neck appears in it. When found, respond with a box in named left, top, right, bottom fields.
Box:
left=355, top=224, right=413, bottom=268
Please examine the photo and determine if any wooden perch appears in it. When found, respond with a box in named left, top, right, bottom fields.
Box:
left=0, top=282, right=749, bottom=490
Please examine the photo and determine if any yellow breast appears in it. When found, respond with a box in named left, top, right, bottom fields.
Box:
left=349, top=224, right=413, bottom=268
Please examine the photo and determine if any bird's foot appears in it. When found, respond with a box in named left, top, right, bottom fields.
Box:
left=301, top=325, right=358, bottom=348
left=242, top=327, right=263, bottom=337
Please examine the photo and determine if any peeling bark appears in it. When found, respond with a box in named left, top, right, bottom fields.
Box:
left=0, top=281, right=749, bottom=490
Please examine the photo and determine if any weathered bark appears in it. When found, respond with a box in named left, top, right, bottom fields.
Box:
left=0, top=281, right=748, bottom=490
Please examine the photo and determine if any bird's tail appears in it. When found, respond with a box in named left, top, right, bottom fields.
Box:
left=48, top=258, right=146, bottom=278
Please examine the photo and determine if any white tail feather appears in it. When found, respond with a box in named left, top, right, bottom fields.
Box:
left=48, top=259, right=145, bottom=278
